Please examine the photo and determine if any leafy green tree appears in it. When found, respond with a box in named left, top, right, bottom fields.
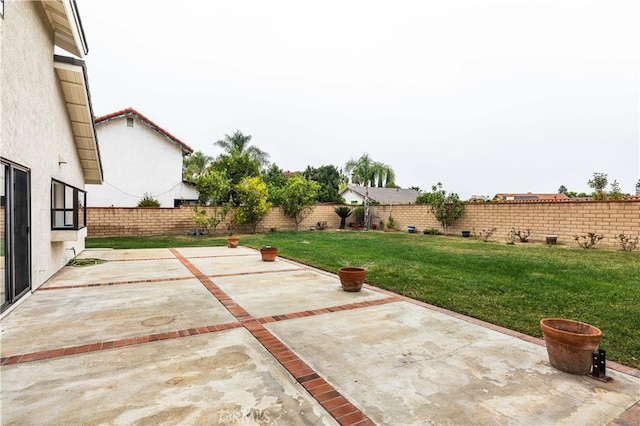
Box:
left=334, top=206, right=353, bottom=229
left=588, top=172, right=608, bottom=200
left=182, top=151, right=213, bottom=181
left=281, top=175, right=321, bottom=230
left=214, top=130, right=270, bottom=166
left=211, top=148, right=261, bottom=204
left=428, top=183, right=464, bottom=234
left=303, top=165, right=344, bottom=203
left=558, top=185, right=568, bottom=195
left=233, top=176, right=271, bottom=233
left=609, top=180, right=624, bottom=200
left=261, top=163, right=287, bottom=206
left=194, top=169, right=232, bottom=234
left=415, top=192, right=436, bottom=204
left=345, top=153, right=395, bottom=229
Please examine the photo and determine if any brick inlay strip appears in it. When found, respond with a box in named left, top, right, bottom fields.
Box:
left=169, top=248, right=375, bottom=426
left=39, top=276, right=194, bottom=291
left=0, top=322, right=242, bottom=366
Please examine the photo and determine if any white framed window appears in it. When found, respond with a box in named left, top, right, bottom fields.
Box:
left=51, top=180, right=86, bottom=230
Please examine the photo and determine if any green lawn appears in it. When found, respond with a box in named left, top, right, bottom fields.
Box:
left=87, top=231, right=640, bottom=368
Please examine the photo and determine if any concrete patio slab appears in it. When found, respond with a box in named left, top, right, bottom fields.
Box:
left=0, top=279, right=235, bottom=356
left=0, top=329, right=337, bottom=425
left=214, top=270, right=388, bottom=318
left=1, top=246, right=638, bottom=425
left=175, top=246, right=257, bottom=258
left=42, top=258, right=192, bottom=287
left=187, top=253, right=304, bottom=276
left=79, top=248, right=176, bottom=261
left=266, top=301, right=640, bottom=425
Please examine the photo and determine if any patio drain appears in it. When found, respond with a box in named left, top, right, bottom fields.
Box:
left=142, top=316, right=175, bottom=327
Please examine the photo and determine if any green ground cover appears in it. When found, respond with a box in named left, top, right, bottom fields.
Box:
left=87, top=231, right=640, bottom=368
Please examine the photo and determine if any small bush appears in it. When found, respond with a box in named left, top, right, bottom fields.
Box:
left=478, top=227, right=497, bottom=242
left=423, top=227, right=440, bottom=235
left=353, top=207, right=365, bottom=227
left=316, top=221, right=327, bottom=230
left=512, top=228, right=531, bottom=243
left=385, top=216, right=396, bottom=231
left=573, top=232, right=604, bottom=249
left=138, top=193, right=160, bottom=207
left=506, top=230, right=516, bottom=245
left=615, top=234, right=638, bottom=251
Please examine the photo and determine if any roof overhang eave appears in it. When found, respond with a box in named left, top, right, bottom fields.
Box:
left=54, top=56, right=103, bottom=184
left=41, top=0, right=88, bottom=57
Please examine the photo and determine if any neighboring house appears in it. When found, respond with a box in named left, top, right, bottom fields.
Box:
left=1, top=0, right=103, bottom=312
left=340, top=185, right=419, bottom=205
left=493, top=193, right=569, bottom=201
left=87, top=108, right=198, bottom=207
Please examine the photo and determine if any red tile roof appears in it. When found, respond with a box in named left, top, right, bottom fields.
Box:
left=95, top=107, right=193, bottom=154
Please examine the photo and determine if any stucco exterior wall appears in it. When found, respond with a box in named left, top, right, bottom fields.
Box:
left=341, top=188, right=364, bottom=205
left=86, top=117, right=198, bottom=207
left=1, top=1, right=87, bottom=289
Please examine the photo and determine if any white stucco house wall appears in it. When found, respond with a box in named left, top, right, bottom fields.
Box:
left=1, top=0, right=103, bottom=313
left=86, top=108, right=198, bottom=207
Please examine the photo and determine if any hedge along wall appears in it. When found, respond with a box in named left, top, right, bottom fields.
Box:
left=87, top=199, right=639, bottom=248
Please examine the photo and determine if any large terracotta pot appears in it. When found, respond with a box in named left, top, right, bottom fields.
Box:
left=227, top=237, right=239, bottom=248
left=260, top=246, right=278, bottom=262
left=540, top=318, right=602, bottom=375
left=338, top=267, right=366, bottom=292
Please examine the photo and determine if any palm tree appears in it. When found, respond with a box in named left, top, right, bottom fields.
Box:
left=374, top=162, right=396, bottom=187
left=334, top=206, right=353, bottom=230
left=214, top=130, right=270, bottom=166
left=182, top=150, right=213, bottom=181
left=345, top=153, right=390, bottom=229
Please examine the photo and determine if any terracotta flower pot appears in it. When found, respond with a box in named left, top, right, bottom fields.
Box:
left=227, top=237, right=239, bottom=248
left=260, top=246, right=278, bottom=262
left=338, top=267, right=366, bottom=292
left=545, top=235, right=558, bottom=245
left=540, top=318, right=602, bottom=375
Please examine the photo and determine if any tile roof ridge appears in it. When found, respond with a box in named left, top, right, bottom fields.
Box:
left=94, top=107, right=193, bottom=154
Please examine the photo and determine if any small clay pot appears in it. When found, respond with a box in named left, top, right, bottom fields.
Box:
left=545, top=235, right=558, bottom=245
left=227, top=237, right=239, bottom=248
left=338, top=267, right=366, bottom=292
left=260, top=246, right=278, bottom=261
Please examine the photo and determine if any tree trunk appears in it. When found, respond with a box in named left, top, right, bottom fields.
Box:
left=364, top=185, right=370, bottom=230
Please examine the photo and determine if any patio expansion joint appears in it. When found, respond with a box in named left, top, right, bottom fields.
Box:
left=169, top=248, right=375, bottom=426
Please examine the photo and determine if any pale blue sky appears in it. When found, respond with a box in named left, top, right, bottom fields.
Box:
left=79, top=0, right=639, bottom=198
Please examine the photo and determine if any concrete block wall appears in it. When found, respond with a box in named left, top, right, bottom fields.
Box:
left=372, top=200, right=639, bottom=247
left=87, top=200, right=639, bottom=248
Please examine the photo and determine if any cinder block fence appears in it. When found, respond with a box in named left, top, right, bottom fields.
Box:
left=87, top=199, right=639, bottom=248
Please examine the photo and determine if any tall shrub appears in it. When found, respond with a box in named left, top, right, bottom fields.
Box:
left=281, top=175, right=320, bottom=230
left=233, top=176, right=271, bottom=234
left=429, top=183, right=464, bottom=234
